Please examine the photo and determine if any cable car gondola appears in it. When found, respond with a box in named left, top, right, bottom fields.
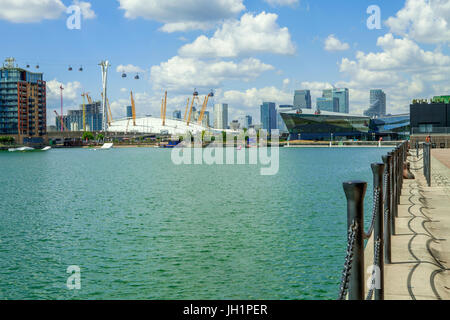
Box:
left=79, top=66, right=83, bottom=72
left=134, top=74, right=140, bottom=80
left=122, top=71, right=127, bottom=78
left=68, top=66, right=73, bottom=71
left=35, top=64, right=39, bottom=69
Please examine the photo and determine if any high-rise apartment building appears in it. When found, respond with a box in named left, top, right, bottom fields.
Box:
left=260, top=102, right=277, bottom=134
left=56, top=101, right=103, bottom=132
left=294, top=90, right=312, bottom=109
left=364, top=89, right=386, bottom=118
left=0, top=57, right=47, bottom=144
left=244, top=115, right=252, bottom=129
left=172, top=110, right=182, bottom=120
left=214, top=103, right=228, bottom=129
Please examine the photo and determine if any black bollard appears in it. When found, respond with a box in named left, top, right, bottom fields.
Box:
left=343, top=180, right=367, bottom=300
left=382, top=155, right=392, bottom=264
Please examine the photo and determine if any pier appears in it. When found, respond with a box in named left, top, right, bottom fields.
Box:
left=339, top=143, right=450, bottom=300
left=383, top=149, right=450, bottom=300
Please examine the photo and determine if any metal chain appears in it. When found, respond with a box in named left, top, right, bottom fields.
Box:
left=366, top=238, right=382, bottom=300
left=338, top=221, right=358, bottom=300
left=364, top=187, right=380, bottom=239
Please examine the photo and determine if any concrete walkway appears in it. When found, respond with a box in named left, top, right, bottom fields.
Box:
left=383, top=150, right=450, bottom=300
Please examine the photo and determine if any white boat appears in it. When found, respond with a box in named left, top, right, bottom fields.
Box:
left=100, top=143, right=114, bottom=150
left=8, top=147, right=35, bottom=152
left=42, top=146, right=52, bottom=151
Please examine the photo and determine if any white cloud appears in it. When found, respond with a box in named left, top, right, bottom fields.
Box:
left=179, top=12, right=296, bottom=58
left=264, top=0, right=299, bottom=7
left=73, top=0, right=96, bottom=20
left=223, top=87, right=292, bottom=109
left=118, top=0, right=245, bottom=32
left=337, top=33, right=450, bottom=114
left=0, top=0, right=65, bottom=23
left=116, top=64, right=145, bottom=73
left=386, top=0, right=450, bottom=44
left=0, top=0, right=96, bottom=23
left=150, top=56, right=274, bottom=92
left=324, top=34, right=350, bottom=52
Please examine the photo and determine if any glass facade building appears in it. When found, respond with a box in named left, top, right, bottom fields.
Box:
left=214, top=103, right=228, bottom=129
left=294, top=90, right=312, bottom=109
left=281, top=110, right=410, bottom=140
left=0, top=58, right=46, bottom=142
left=56, top=101, right=103, bottom=132
left=364, top=89, right=386, bottom=118
left=322, top=88, right=349, bottom=113
left=317, top=97, right=339, bottom=112
left=260, top=102, right=277, bottom=134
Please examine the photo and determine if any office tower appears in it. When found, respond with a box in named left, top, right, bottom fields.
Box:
left=214, top=103, right=228, bottom=129
left=321, top=88, right=349, bottom=113
left=0, top=57, right=47, bottom=144
left=172, top=110, right=182, bottom=120
left=260, top=102, right=277, bottom=134
left=317, top=97, right=340, bottom=112
left=364, top=89, right=386, bottom=118
left=294, top=90, right=312, bottom=109
left=244, top=115, right=252, bottom=129
left=59, top=101, right=103, bottom=132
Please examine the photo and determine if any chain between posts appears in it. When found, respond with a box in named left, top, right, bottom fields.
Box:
left=338, top=221, right=358, bottom=300
left=364, top=187, right=381, bottom=239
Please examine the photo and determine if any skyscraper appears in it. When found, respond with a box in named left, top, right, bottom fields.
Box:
left=172, top=110, right=182, bottom=120
left=244, top=115, right=252, bottom=129
left=0, top=57, right=47, bottom=144
left=294, top=90, right=312, bottom=109
left=321, top=88, right=349, bottom=113
left=317, top=97, right=340, bottom=112
left=364, top=89, right=386, bottom=118
left=214, top=103, right=228, bottom=129
left=260, top=102, right=277, bottom=134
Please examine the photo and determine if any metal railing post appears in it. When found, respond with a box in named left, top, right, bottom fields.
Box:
left=389, top=151, right=396, bottom=235
left=371, top=163, right=385, bottom=300
left=343, top=180, right=367, bottom=300
left=382, top=155, right=392, bottom=264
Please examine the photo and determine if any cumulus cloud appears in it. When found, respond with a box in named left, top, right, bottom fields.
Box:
left=337, top=33, right=450, bottom=114
left=264, top=0, right=299, bottom=7
left=324, top=34, right=350, bottom=52
left=150, top=56, right=274, bottom=92
left=179, top=12, right=296, bottom=58
left=116, top=64, right=145, bottom=73
left=386, top=0, right=450, bottom=44
left=118, top=0, right=245, bottom=32
left=0, top=0, right=96, bottom=23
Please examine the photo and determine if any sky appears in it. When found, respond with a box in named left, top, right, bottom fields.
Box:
left=1, top=0, right=449, bottom=125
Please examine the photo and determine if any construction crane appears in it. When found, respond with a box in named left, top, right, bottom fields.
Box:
left=101, top=92, right=114, bottom=126
left=54, top=110, right=66, bottom=131
left=86, top=94, right=93, bottom=105
left=130, top=91, right=136, bottom=126
left=183, top=98, right=190, bottom=121
left=187, top=89, right=199, bottom=126
left=198, top=90, right=214, bottom=125
left=162, top=91, right=167, bottom=127
left=81, top=92, right=88, bottom=131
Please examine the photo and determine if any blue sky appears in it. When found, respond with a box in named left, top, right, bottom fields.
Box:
left=1, top=0, right=449, bottom=125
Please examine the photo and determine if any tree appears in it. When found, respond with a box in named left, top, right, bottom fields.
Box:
left=82, top=132, right=95, bottom=141
left=96, top=133, right=105, bottom=141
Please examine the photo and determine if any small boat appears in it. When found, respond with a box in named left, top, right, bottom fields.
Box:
left=42, top=146, right=52, bottom=151
left=100, top=143, right=114, bottom=150
left=8, top=147, right=35, bottom=152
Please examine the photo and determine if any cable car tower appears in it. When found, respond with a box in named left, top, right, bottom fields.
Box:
left=99, top=60, right=110, bottom=133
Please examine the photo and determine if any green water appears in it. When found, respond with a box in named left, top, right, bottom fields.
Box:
left=0, top=147, right=389, bottom=300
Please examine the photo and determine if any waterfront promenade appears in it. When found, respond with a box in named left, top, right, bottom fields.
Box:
left=382, top=150, right=450, bottom=300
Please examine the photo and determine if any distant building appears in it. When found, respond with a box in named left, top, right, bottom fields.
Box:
left=57, top=101, right=103, bottom=132
left=410, top=97, right=450, bottom=134
left=317, top=97, right=339, bottom=112
left=230, top=120, right=240, bottom=130
left=0, top=57, right=47, bottom=144
left=244, top=115, right=252, bottom=129
left=322, top=88, right=349, bottom=113
left=172, top=110, right=182, bottom=120
left=294, top=90, right=312, bottom=109
left=260, top=102, right=277, bottom=134
left=277, top=105, right=295, bottom=132
left=364, top=89, right=386, bottom=118
left=127, top=106, right=133, bottom=118
left=214, top=103, right=228, bottom=129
